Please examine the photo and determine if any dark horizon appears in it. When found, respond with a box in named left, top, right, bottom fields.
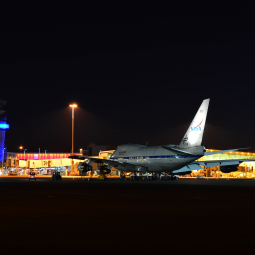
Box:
left=2, top=2, right=255, bottom=152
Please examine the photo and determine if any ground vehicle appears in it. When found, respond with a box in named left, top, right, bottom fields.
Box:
left=52, top=172, right=62, bottom=181
left=29, top=172, right=36, bottom=181
left=9, top=171, right=18, bottom=176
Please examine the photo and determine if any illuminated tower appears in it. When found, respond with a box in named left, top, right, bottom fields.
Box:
left=0, top=101, right=9, bottom=166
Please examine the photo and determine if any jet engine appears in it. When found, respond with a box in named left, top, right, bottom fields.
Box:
left=136, top=166, right=148, bottom=172
left=220, top=165, right=239, bottom=173
left=96, top=165, right=111, bottom=175
left=78, top=162, right=91, bottom=172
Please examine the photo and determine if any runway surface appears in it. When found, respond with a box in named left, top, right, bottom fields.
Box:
left=1, top=178, right=255, bottom=255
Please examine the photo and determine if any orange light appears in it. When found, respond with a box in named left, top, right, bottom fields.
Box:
left=69, top=104, right=77, bottom=108
left=19, top=146, right=23, bottom=150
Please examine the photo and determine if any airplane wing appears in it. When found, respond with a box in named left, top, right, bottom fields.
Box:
left=196, top=159, right=255, bottom=167
left=68, top=155, right=147, bottom=171
left=100, top=159, right=146, bottom=171
left=68, top=155, right=129, bottom=168
left=204, top=147, right=251, bottom=156
left=173, top=159, right=255, bottom=174
left=69, top=155, right=255, bottom=174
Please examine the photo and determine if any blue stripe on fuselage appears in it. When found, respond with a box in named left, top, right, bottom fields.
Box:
left=112, top=155, right=203, bottom=160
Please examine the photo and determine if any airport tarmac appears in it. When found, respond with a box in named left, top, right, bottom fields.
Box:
left=1, top=178, right=255, bottom=255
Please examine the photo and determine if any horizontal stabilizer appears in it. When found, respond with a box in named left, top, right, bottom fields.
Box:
left=161, top=146, right=193, bottom=155
left=173, top=164, right=203, bottom=173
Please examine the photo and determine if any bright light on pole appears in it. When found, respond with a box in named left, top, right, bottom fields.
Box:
left=69, top=104, right=77, bottom=155
left=19, top=146, right=23, bottom=160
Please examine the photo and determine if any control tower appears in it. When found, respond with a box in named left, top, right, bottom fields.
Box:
left=0, top=100, right=9, bottom=166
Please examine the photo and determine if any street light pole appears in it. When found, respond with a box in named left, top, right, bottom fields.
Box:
left=72, top=106, right=74, bottom=155
left=24, top=149, right=27, bottom=175
left=69, top=104, right=77, bottom=155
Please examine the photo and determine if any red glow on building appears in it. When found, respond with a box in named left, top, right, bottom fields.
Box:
left=16, top=153, right=82, bottom=160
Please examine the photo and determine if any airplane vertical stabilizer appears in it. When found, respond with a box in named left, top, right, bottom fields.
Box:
left=179, top=99, right=210, bottom=149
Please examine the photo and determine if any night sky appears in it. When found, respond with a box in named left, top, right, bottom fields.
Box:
left=1, top=2, right=255, bottom=153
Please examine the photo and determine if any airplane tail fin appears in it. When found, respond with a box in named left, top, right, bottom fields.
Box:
left=179, top=99, right=210, bottom=149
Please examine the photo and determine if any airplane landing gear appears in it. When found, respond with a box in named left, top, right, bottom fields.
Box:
left=97, top=164, right=110, bottom=180
left=161, top=173, right=177, bottom=180
left=120, top=171, right=126, bottom=180
left=129, top=172, right=139, bottom=180
left=98, top=170, right=107, bottom=180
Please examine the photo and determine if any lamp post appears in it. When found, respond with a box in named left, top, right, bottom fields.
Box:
left=69, top=104, right=77, bottom=155
left=19, top=146, right=23, bottom=175
left=23, top=149, right=27, bottom=175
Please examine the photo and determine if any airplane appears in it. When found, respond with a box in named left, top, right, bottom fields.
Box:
left=69, top=99, right=253, bottom=177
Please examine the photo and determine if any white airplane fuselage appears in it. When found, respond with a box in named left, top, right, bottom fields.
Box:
left=109, top=144, right=205, bottom=173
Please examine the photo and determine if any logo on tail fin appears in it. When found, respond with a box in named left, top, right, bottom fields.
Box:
left=190, top=119, right=203, bottom=132
left=179, top=99, right=210, bottom=148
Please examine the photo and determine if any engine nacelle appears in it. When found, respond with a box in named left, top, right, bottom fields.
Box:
left=135, top=166, right=148, bottom=173
left=220, top=165, right=239, bottom=173
left=96, top=165, right=111, bottom=175
left=78, top=162, right=91, bottom=172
